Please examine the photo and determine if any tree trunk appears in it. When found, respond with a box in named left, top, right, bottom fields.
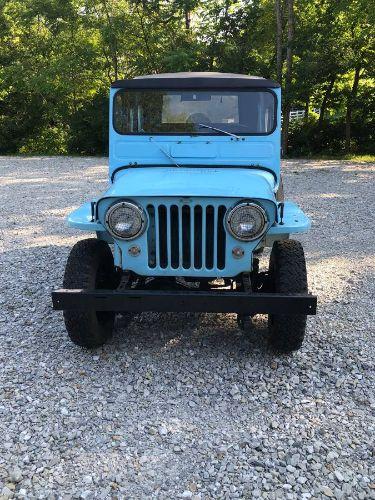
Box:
left=345, top=65, right=361, bottom=153
left=102, top=0, right=119, bottom=81
left=275, top=0, right=283, bottom=85
left=304, top=97, right=309, bottom=123
left=318, top=75, right=335, bottom=129
left=282, top=0, right=294, bottom=154
left=282, top=105, right=291, bottom=156
left=135, top=3, right=158, bottom=73
left=184, top=8, right=191, bottom=30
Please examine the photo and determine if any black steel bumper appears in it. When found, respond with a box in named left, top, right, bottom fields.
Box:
left=52, top=289, right=317, bottom=315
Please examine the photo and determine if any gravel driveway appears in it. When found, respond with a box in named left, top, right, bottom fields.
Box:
left=0, top=157, right=374, bottom=499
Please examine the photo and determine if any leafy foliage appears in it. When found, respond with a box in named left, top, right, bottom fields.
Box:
left=0, top=0, right=373, bottom=156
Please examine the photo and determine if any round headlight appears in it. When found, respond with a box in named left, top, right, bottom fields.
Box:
left=105, top=201, right=146, bottom=240
left=226, top=202, right=268, bottom=241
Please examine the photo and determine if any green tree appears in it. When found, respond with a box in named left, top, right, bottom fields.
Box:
left=0, top=0, right=373, bottom=156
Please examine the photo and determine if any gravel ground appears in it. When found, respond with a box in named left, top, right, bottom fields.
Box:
left=0, top=157, right=374, bottom=500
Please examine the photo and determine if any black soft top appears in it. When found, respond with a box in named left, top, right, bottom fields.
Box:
left=111, top=72, right=280, bottom=89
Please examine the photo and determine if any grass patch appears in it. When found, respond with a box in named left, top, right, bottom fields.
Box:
left=289, top=154, right=375, bottom=162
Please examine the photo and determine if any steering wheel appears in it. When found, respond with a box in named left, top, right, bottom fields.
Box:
left=186, top=113, right=211, bottom=124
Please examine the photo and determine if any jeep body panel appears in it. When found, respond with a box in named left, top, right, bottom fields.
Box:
left=105, top=167, right=276, bottom=199
left=68, top=199, right=310, bottom=236
left=109, top=86, right=282, bottom=184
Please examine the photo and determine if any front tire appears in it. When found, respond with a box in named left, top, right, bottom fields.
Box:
left=268, top=240, right=308, bottom=353
left=62, top=238, right=119, bottom=348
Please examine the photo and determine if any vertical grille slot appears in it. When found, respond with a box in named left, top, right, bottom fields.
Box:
left=217, top=205, right=227, bottom=270
left=182, top=205, right=191, bottom=268
left=170, top=205, right=179, bottom=269
left=147, top=201, right=227, bottom=272
left=194, top=205, right=203, bottom=269
left=158, top=205, right=168, bottom=268
left=147, top=205, right=156, bottom=268
left=205, top=205, right=214, bottom=269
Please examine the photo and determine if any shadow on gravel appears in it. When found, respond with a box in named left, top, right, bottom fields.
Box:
left=286, top=162, right=374, bottom=199
left=113, top=312, right=270, bottom=357
left=1, top=243, right=268, bottom=359
left=2, top=242, right=367, bottom=360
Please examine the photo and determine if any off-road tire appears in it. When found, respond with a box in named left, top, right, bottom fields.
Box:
left=268, top=240, right=308, bottom=353
left=62, top=238, right=119, bottom=348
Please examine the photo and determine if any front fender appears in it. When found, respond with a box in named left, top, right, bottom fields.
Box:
left=67, top=202, right=105, bottom=231
left=268, top=201, right=311, bottom=235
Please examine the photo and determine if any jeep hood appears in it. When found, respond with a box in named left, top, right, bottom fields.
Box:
left=101, top=167, right=276, bottom=201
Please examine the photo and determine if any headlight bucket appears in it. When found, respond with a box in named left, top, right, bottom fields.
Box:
left=226, top=202, right=268, bottom=241
left=105, top=201, right=147, bottom=240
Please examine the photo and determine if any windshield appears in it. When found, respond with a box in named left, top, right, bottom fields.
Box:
left=113, top=89, right=276, bottom=135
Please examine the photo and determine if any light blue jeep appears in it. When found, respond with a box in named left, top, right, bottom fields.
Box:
left=52, top=72, right=317, bottom=353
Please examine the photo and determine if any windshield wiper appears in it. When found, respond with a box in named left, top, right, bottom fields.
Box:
left=149, top=137, right=181, bottom=167
left=197, top=123, right=241, bottom=140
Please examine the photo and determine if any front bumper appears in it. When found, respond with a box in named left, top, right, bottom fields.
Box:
left=52, top=289, right=317, bottom=315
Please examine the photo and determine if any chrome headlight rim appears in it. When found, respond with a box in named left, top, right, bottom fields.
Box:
left=105, top=200, right=147, bottom=241
left=226, top=201, right=268, bottom=242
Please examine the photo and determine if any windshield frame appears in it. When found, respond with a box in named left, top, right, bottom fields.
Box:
left=112, top=88, right=278, bottom=137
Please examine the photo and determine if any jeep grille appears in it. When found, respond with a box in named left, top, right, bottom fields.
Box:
left=146, top=202, right=227, bottom=272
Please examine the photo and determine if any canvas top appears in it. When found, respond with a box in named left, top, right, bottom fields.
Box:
left=111, top=72, right=280, bottom=89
